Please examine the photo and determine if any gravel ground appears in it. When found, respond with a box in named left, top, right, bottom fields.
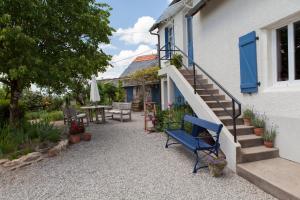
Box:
left=0, top=112, right=276, bottom=200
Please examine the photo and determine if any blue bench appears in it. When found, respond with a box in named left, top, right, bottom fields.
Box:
left=165, top=115, right=223, bottom=173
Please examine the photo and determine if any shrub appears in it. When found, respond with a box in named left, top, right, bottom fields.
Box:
left=242, top=108, right=254, bottom=119
left=263, top=126, right=277, bottom=142
left=0, top=99, right=10, bottom=127
left=25, top=110, right=63, bottom=122
left=170, top=53, right=183, bottom=69
left=0, top=120, right=62, bottom=159
left=252, top=115, right=266, bottom=128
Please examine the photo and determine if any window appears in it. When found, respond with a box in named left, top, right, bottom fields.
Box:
left=294, top=21, right=300, bottom=80
left=276, top=26, right=289, bottom=81
left=274, top=20, right=300, bottom=82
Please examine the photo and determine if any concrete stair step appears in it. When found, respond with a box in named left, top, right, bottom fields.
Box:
left=239, top=146, right=279, bottom=163
left=200, top=94, right=225, bottom=101
left=218, top=115, right=244, bottom=126
left=206, top=100, right=232, bottom=109
left=211, top=107, right=238, bottom=116
left=196, top=89, right=219, bottom=95
left=188, top=79, right=208, bottom=85
left=179, top=69, right=194, bottom=75
left=238, top=134, right=263, bottom=148
left=237, top=158, right=300, bottom=200
left=194, top=83, right=214, bottom=89
left=227, top=125, right=254, bottom=135
left=182, top=74, right=203, bottom=79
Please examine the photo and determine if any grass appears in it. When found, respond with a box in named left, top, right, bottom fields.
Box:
left=25, top=110, right=63, bottom=122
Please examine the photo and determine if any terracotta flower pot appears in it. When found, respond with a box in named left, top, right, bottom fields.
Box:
left=264, top=141, right=273, bottom=148
left=69, top=134, right=81, bottom=144
left=243, top=118, right=251, bottom=126
left=82, top=133, right=92, bottom=141
left=254, top=128, right=264, bottom=136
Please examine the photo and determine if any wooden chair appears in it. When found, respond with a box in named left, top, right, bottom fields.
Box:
left=63, top=107, right=89, bottom=126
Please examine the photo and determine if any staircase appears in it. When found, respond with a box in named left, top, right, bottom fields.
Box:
left=179, top=69, right=279, bottom=163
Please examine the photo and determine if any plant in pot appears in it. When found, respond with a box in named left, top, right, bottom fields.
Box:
left=170, top=53, right=183, bottom=69
left=263, top=126, right=277, bottom=148
left=69, top=121, right=83, bottom=144
left=242, top=108, right=254, bottom=126
left=252, top=115, right=266, bottom=136
left=206, top=156, right=227, bottom=177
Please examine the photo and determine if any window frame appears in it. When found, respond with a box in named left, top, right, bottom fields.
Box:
left=272, top=19, right=300, bottom=86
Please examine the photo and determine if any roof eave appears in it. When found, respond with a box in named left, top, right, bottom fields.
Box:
left=186, top=0, right=208, bottom=17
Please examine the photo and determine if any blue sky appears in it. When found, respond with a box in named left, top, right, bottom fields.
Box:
left=98, top=0, right=171, bottom=79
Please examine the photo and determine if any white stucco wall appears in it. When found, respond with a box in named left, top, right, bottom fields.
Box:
left=192, top=0, right=300, bottom=163
left=157, top=0, right=300, bottom=163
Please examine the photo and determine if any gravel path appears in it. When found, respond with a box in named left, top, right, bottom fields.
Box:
left=0, top=113, right=276, bottom=200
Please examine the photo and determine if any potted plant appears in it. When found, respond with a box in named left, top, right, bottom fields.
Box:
left=170, top=53, right=183, bottom=69
left=82, top=133, right=92, bottom=141
left=263, top=126, right=277, bottom=148
left=242, top=108, right=254, bottom=126
left=252, top=115, right=266, bottom=136
left=69, top=121, right=82, bottom=144
left=206, top=156, right=227, bottom=177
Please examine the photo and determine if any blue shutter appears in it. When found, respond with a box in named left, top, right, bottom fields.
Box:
left=239, top=31, right=258, bottom=93
left=187, top=16, right=194, bottom=66
left=165, top=27, right=170, bottom=58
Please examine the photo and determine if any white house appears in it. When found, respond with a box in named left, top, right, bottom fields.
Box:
left=150, top=0, right=300, bottom=198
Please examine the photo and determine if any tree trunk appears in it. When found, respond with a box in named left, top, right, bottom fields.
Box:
left=9, top=81, right=22, bottom=127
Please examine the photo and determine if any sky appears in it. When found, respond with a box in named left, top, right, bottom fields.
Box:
left=97, top=0, right=172, bottom=79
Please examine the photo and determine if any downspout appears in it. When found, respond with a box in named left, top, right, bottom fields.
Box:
left=150, top=29, right=162, bottom=108
left=149, top=30, right=161, bottom=69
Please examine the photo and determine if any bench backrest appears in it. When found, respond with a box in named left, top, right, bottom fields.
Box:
left=112, top=102, right=132, bottom=110
left=183, top=115, right=223, bottom=142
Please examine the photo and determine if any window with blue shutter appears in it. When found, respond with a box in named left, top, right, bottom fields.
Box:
left=239, top=31, right=258, bottom=93
left=187, top=16, right=194, bottom=66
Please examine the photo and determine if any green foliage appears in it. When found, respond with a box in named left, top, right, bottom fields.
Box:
left=263, top=126, right=277, bottom=142
left=252, top=114, right=266, bottom=128
left=0, top=0, right=114, bottom=124
left=0, top=99, right=10, bottom=127
left=242, top=108, right=255, bottom=119
left=98, top=82, right=125, bottom=104
left=0, top=99, right=25, bottom=127
left=0, top=120, right=61, bottom=159
left=154, top=104, right=193, bottom=132
left=130, top=66, right=160, bottom=82
left=25, top=111, right=63, bottom=122
left=115, top=80, right=126, bottom=102
left=170, top=53, right=183, bottom=69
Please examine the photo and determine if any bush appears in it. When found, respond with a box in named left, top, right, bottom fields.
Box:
left=25, top=110, right=63, bottom=122
left=170, top=53, right=183, bottom=69
left=0, top=99, right=10, bottom=127
left=154, top=104, right=193, bottom=132
left=0, top=99, right=25, bottom=127
left=0, top=120, right=62, bottom=159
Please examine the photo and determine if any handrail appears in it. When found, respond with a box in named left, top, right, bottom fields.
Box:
left=159, top=45, right=241, bottom=143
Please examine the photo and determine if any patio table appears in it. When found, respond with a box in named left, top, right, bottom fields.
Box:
left=80, top=105, right=111, bottom=123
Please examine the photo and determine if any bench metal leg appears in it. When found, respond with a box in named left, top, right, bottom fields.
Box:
left=165, top=135, right=170, bottom=148
left=193, top=151, right=199, bottom=173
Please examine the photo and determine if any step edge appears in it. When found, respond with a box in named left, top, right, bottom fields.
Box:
left=237, top=165, right=300, bottom=200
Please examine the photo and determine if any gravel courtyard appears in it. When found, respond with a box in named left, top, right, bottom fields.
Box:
left=0, top=112, right=276, bottom=200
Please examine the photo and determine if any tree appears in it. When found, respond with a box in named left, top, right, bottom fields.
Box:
left=0, top=0, right=114, bottom=125
left=130, top=66, right=159, bottom=109
left=115, top=80, right=125, bottom=102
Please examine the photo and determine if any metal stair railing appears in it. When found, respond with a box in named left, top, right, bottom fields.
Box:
left=159, top=45, right=241, bottom=143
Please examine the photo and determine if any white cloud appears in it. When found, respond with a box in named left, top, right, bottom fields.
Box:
left=115, top=16, right=157, bottom=45
left=98, top=45, right=157, bottom=79
left=99, top=43, right=118, bottom=51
